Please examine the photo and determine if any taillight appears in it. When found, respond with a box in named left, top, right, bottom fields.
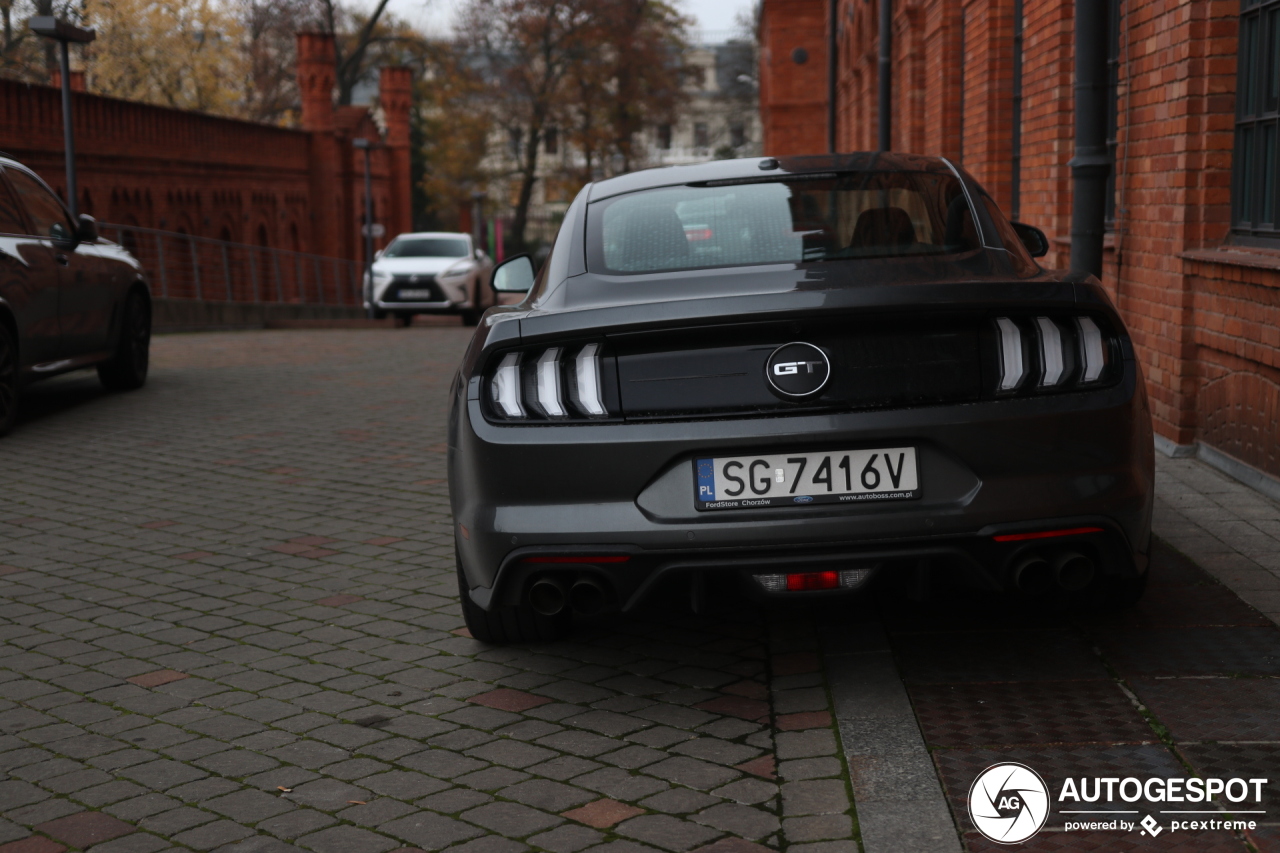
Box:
left=993, top=315, right=1115, bottom=395
left=486, top=343, right=614, bottom=422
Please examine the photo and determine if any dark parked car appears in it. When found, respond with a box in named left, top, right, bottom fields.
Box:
left=449, top=153, right=1154, bottom=643
left=0, top=156, right=151, bottom=435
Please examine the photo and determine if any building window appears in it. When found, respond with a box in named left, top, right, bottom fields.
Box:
left=1233, top=0, right=1280, bottom=243
left=1104, top=0, right=1121, bottom=229
left=509, top=128, right=523, bottom=159
left=658, top=124, right=672, bottom=150
left=694, top=122, right=709, bottom=149
left=545, top=127, right=558, bottom=155
left=730, top=123, right=746, bottom=148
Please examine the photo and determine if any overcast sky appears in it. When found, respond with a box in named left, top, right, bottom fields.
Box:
left=358, top=0, right=751, bottom=38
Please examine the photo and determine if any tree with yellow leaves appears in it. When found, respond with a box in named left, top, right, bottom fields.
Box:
left=85, top=0, right=248, bottom=117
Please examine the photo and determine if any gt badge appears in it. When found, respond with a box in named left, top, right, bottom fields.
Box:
left=766, top=342, right=830, bottom=398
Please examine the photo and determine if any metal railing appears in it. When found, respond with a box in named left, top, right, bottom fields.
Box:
left=101, top=223, right=362, bottom=306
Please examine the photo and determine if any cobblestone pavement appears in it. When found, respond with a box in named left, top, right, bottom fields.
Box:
left=0, top=330, right=855, bottom=853
left=3, top=328, right=1279, bottom=853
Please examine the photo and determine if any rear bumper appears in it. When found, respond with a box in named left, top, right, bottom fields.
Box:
left=449, top=364, right=1154, bottom=610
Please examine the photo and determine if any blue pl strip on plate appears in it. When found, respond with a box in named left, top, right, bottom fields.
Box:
left=696, top=458, right=716, bottom=502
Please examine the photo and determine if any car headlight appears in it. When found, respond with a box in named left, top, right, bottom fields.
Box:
left=371, top=269, right=391, bottom=283
left=439, top=267, right=470, bottom=279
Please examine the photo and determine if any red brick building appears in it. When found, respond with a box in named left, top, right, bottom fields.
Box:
left=0, top=32, right=412, bottom=269
left=759, top=0, right=1280, bottom=488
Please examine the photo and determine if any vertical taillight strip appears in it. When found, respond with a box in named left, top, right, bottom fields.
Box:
left=492, top=353, right=525, bottom=418
left=535, top=348, right=567, bottom=418
left=571, top=343, right=607, bottom=417
left=996, top=317, right=1025, bottom=391
left=1036, top=317, right=1064, bottom=386
left=1077, top=317, right=1106, bottom=383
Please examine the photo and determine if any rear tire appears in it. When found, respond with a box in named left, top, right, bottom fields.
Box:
left=461, top=309, right=481, bottom=327
left=0, top=323, right=19, bottom=437
left=1100, top=568, right=1148, bottom=609
left=395, top=313, right=413, bottom=328
left=457, top=555, right=570, bottom=643
left=98, top=291, right=150, bottom=391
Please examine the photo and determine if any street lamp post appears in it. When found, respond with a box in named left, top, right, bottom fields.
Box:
left=29, top=16, right=95, bottom=220
left=353, top=137, right=377, bottom=319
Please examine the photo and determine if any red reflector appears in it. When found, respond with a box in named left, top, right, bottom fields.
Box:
left=522, top=555, right=631, bottom=564
left=684, top=228, right=713, bottom=241
left=786, top=570, right=840, bottom=591
left=993, top=526, right=1104, bottom=543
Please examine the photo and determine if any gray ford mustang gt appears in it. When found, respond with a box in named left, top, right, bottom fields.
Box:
left=448, top=153, right=1154, bottom=643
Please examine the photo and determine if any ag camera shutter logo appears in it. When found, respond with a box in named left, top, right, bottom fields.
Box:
left=969, top=762, right=1050, bottom=844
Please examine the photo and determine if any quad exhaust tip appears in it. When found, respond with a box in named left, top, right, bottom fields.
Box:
left=1012, top=554, right=1053, bottom=595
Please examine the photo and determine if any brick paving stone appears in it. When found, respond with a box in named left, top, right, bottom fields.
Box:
left=35, top=812, right=135, bottom=847
left=690, top=839, right=773, bottom=853
left=297, top=825, right=398, bottom=853
left=561, top=800, right=646, bottom=829
left=378, top=813, right=483, bottom=850
left=690, top=803, right=779, bottom=839
left=773, top=712, right=830, bottom=732
left=0, top=840, right=67, bottom=853
left=468, top=690, right=552, bottom=713
left=126, top=671, right=188, bottom=688
left=315, top=595, right=364, bottom=608
left=527, top=825, right=603, bottom=853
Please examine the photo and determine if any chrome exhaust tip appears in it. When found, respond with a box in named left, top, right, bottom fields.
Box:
left=528, top=577, right=567, bottom=616
left=1053, top=551, right=1096, bottom=592
left=569, top=577, right=609, bottom=616
left=1012, top=554, right=1052, bottom=595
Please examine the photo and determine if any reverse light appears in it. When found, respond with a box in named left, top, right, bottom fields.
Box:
left=755, top=568, right=873, bottom=592
left=996, top=317, right=1025, bottom=391
left=1036, top=317, right=1064, bottom=386
left=492, top=353, right=524, bottom=418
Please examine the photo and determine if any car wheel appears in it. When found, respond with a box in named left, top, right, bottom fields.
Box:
left=0, top=323, right=19, bottom=436
left=395, top=313, right=413, bottom=328
left=98, top=291, right=150, bottom=391
left=457, top=555, right=570, bottom=643
left=372, top=309, right=387, bottom=320
left=461, top=309, right=481, bottom=326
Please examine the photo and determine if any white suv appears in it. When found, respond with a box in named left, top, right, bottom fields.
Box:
left=365, top=232, right=494, bottom=326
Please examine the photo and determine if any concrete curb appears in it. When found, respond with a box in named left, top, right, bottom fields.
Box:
left=822, top=623, right=962, bottom=853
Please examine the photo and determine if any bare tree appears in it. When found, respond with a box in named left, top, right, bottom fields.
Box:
left=459, top=0, right=595, bottom=251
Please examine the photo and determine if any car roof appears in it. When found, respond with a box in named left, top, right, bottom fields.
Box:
left=588, top=152, right=956, bottom=201
left=393, top=232, right=470, bottom=240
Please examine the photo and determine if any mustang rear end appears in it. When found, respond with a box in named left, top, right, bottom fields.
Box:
left=448, top=153, right=1154, bottom=643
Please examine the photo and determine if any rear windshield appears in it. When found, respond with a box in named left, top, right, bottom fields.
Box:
left=586, top=171, right=983, bottom=275
left=384, top=237, right=469, bottom=258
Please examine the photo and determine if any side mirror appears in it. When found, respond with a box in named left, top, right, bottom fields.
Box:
left=1011, top=221, right=1049, bottom=258
left=491, top=253, right=535, bottom=293
left=77, top=214, right=99, bottom=243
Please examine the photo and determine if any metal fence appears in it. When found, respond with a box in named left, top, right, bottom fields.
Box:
left=101, top=223, right=362, bottom=306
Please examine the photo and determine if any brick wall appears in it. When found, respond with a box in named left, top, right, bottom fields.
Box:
left=759, top=0, right=829, bottom=156
left=760, top=0, right=1280, bottom=480
left=0, top=33, right=412, bottom=268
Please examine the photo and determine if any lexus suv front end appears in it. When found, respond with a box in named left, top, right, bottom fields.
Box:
left=448, top=153, right=1154, bottom=643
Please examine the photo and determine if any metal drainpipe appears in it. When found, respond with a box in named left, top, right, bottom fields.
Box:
left=828, top=0, right=838, bottom=153
left=1069, top=0, right=1111, bottom=276
left=1011, top=0, right=1023, bottom=221
left=878, top=0, right=891, bottom=151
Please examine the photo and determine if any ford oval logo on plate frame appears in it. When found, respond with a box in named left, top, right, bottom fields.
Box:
left=766, top=342, right=831, bottom=398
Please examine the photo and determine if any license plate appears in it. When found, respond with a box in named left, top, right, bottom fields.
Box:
left=695, top=447, right=919, bottom=510
left=398, top=289, right=437, bottom=299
